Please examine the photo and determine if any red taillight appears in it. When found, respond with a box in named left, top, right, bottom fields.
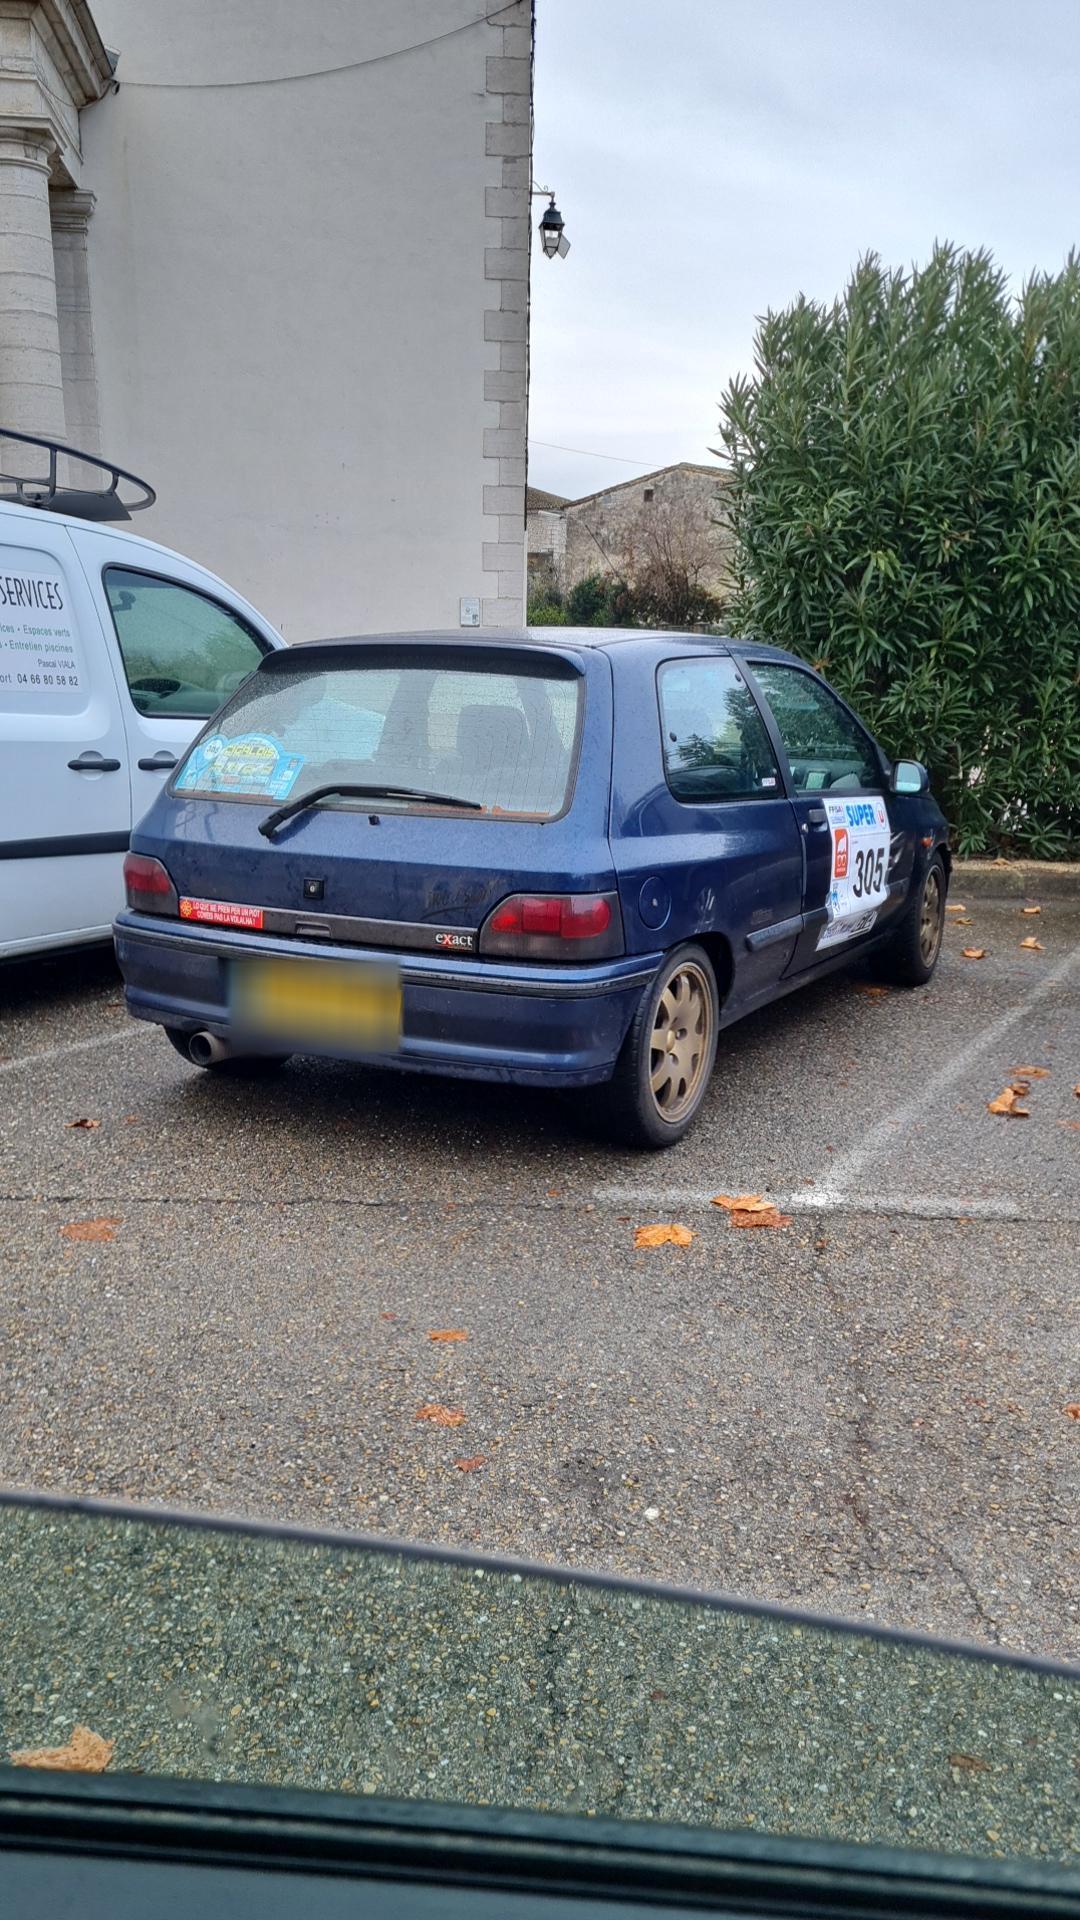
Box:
left=123, top=852, right=178, bottom=915
left=480, top=892, right=620, bottom=959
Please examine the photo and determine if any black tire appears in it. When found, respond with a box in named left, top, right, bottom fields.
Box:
left=601, top=943, right=719, bottom=1149
left=876, top=854, right=946, bottom=986
left=163, top=1027, right=291, bottom=1074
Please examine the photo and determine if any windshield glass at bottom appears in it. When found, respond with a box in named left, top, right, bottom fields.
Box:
left=172, top=657, right=583, bottom=820
left=2, top=1498, right=1078, bottom=1868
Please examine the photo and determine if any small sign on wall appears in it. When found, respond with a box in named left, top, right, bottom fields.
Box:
left=459, top=596, right=481, bottom=627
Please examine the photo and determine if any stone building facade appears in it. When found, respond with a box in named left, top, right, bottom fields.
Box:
left=528, top=462, right=734, bottom=606
left=0, top=4, right=112, bottom=466
left=0, top=1, right=534, bottom=638
left=525, top=483, right=567, bottom=598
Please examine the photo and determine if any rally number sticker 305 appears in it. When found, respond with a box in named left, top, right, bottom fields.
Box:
left=816, top=795, right=891, bottom=951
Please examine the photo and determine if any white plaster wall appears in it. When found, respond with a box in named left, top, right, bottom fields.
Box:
left=80, top=0, right=530, bottom=639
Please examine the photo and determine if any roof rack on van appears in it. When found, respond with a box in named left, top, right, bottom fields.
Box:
left=0, top=425, right=155, bottom=522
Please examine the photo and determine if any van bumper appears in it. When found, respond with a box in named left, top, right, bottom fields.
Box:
left=113, top=913, right=660, bottom=1088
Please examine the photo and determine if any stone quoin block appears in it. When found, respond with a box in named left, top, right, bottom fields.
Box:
left=484, top=247, right=529, bottom=281
left=483, top=542, right=524, bottom=573
left=484, top=307, right=526, bottom=341
left=481, top=597, right=523, bottom=625
left=484, top=371, right=523, bottom=402
left=485, top=121, right=530, bottom=157
left=483, top=427, right=526, bottom=459
left=485, top=57, right=531, bottom=94
left=483, top=484, right=523, bottom=513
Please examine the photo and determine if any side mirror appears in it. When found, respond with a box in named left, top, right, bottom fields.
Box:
left=890, top=758, right=929, bottom=795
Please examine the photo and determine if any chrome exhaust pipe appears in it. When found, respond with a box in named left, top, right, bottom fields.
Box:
left=188, top=1029, right=231, bottom=1067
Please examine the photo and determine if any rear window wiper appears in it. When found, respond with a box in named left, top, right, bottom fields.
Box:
left=258, top=782, right=483, bottom=838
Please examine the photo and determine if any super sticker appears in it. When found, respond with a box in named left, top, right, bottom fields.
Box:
left=816, top=794, right=890, bottom=951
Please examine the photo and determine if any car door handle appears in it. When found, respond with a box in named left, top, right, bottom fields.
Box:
left=137, top=750, right=178, bottom=772
left=68, top=751, right=122, bottom=773
left=807, top=805, right=828, bottom=826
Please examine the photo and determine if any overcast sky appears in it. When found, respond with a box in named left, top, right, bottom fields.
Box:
left=527, top=0, right=1080, bottom=501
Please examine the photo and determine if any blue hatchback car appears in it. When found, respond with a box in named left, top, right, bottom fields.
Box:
left=114, top=631, right=950, bottom=1147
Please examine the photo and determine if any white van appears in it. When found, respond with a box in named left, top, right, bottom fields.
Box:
left=0, top=436, right=282, bottom=960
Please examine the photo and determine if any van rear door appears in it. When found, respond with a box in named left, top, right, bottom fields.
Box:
left=0, top=520, right=130, bottom=957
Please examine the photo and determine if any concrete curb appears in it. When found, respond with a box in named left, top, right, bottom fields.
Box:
left=952, top=859, right=1080, bottom=900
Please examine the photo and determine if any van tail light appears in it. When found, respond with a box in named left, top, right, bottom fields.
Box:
left=479, top=892, right=623, bottom=961
left=123, top=852, right=178, bottom=916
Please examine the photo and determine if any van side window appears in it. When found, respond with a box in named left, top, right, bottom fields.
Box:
left=658, top=658, right=781, bottom=803
left=103, top=567, right=268, bottom=718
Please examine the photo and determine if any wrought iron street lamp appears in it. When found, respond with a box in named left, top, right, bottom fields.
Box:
left=533, top=188, right=570, bottom=260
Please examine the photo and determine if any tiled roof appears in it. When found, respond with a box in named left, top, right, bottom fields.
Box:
left=525, top=485, right=570, bottom=511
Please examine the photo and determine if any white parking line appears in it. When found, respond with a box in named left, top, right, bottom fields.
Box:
left=802, top=943, right=1080, bottom=1212
left=0, top=1025, right=148, bottom=1076
left=590, top=1185, right=1049, bottom=1222
left=593, top=942, right=1080, bottom=1224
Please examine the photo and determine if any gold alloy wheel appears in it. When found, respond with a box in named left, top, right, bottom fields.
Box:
left=649, top=960, right=714, bottom=1122
left=920, top=865, right=944, bottom=966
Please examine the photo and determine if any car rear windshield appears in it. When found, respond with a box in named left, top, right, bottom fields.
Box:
left=172, top=652, right=583, bottom=819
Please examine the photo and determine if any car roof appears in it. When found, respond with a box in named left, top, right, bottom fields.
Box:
left=287, top=629, right=809, bottom=667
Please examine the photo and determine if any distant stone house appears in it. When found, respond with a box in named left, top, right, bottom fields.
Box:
left=527, top=462, right=733, bottom=605
left=525, top=484, right=569, bottom=598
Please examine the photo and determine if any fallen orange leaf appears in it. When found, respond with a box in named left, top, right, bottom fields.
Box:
left=734, top=1208, right=791, bottom=1229
left=953, top=916, right=974, bottom=926
left=634, top=1222, right=694, bottom=1248
left=415, top=1403, right=466, bottom=1427
left=945, top=902, right=967, bottom=913
left=711, top=1194, right=791, bottom=1229
left=1020, top=905, right=1042, bottom=916
left=987, top=1087, right=1029, bottom=1118
left=1019, top=937, right=1044, bottom=951
left=854, top=983, right=888, bottom=997
left=1074, top=1086, right=1080, bottom=1099
left=961, top=948, right=986, bottom=960
left=9, top=1725, right=113, bottom=1772
left=948, top=1751, right=991, bottom=1773
left=454, top=1455, right=486, bottom=1472
left=429, top=1329, right=468, bottom=1343
left=60, top=1218, right=120, bottom=1242
left=1012, top=1066, right=1051, bottom=1078
left=1063, top=1404, right=1080, bottom=1420
left=66, top=1117, right=101, bottom=1130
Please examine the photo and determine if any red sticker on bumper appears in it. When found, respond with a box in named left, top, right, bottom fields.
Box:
left=179, top=897, right=264, bottom=930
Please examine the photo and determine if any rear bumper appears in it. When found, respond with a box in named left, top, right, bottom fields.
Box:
left=113, top=913, right=660, bottom=1088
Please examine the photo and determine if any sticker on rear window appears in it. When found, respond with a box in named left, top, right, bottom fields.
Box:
left=175, top=732, right=304, bottom=801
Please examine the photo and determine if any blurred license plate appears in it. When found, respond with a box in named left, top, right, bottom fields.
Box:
left=231, top=958, right=401, bottom=1053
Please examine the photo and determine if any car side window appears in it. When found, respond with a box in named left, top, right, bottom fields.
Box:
left=103, top=566, right=268, bottom=718
left=658, top=657, right=782, bottom=803
left=749, top=662, right=881, bottom=793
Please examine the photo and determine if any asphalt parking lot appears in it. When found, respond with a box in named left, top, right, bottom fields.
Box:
left=1, top=897, right=1078, bottom=1661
